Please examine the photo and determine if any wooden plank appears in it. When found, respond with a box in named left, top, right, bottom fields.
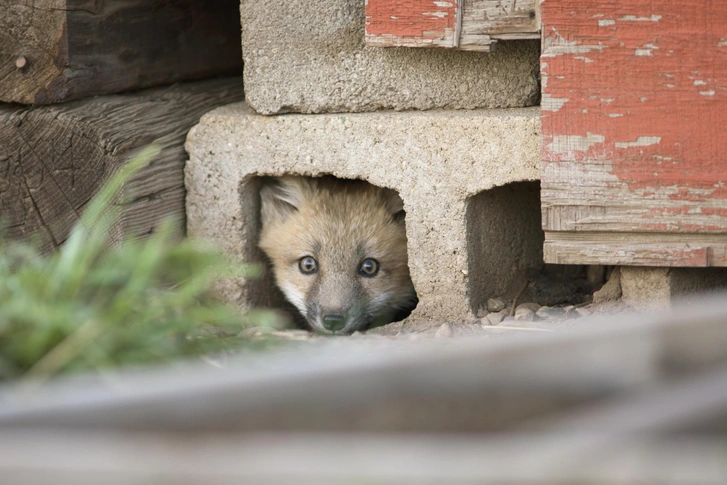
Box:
left=543, top=232, right=727, bottom=267
left=542, top=161, right=727, bottom=233
left=0, top=78, right=243, bottom=251
left=541, top=0, right=727, bottom=266
left=365, top=0, right=539, bottom=52
left=0, top=431, right=726, bottom=484
left=365, top=0, right=460, bottom=49
left=460, top=0, right=541, bottom=50
left=0, top=0, right=242, bottom=104
left=3, top=301, right=727, bottom=432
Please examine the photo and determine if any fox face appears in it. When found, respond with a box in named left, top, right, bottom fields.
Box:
left=259, top=176, right=417, bottom=335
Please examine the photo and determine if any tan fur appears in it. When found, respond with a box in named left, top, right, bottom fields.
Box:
left=259, top=176, right=417, bottom=334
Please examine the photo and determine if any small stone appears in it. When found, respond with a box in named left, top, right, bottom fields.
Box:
left=487, top=297, right=506, bottom=312
left=517, top=302, right=541, bottom=313
left=476, top=306, right=488, bottom=318
left=576, top=306, right=593, bottom=317
left=514, top=306, right=535, bottom=322
left=503, top=316, right=516, bottom=322
left=15, top=56, right=27, bottom=69
left=563, top=305, right=579, bottom=319
left=536, top=306, right=566, bottom=319
left=239, top=326, right=277, bottom=338
left=435, top=322, right=453, bottom=338
left=485, top=310, right=507, bottom=326
left=269, top=329, right=312, bottom=340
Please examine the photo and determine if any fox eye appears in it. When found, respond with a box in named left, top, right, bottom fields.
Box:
left=298, top=256, right=318, bottom=274
left=359, top=258, right=379, bottom=277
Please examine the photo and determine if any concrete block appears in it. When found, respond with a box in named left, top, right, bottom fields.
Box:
left=240, top=0, right=540, bottom=114
left=621, top=267, right=727, bottom=312
left=185, top=103, right=541, bottom=329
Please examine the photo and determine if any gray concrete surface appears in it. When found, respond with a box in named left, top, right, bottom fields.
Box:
left=240, top=0, right=540, bottom=114
left=621, top=267, right=727, bottom=311
left=185, top=103, right=541, bottom=329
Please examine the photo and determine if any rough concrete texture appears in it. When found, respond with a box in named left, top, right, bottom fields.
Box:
left=240, top=0, right=540, bottom=114
left=621, top=267, right=727, bottom=312
left=593, top=268, right=622, bottom=304
left=185, top=103, right=541, bottom=328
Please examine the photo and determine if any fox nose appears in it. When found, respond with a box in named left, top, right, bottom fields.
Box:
left=322, top=314, right=346, bottom=332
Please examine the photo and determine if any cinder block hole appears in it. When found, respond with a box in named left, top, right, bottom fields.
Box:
left=466, top=182, right=609, bottom=313
left=243, top=175, right=418, bottom=331
left=466, top=181, right=544, bottom=313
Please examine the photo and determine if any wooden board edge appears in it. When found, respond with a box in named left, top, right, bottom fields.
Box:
left=544, top=232, right=727, bottom=267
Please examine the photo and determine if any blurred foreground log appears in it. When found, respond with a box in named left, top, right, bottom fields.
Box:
left=1, top=302, right=727, bottom=483
left=1, top=432, right=725, bottom=485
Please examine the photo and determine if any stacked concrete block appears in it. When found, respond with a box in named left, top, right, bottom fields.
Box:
left=184, top=0, right=545, bottom=328
left=240, top=0, right=541, bottom=114
left=620, top=267, right=727, bottom=312
left=185, top=104, right=541, bottom=327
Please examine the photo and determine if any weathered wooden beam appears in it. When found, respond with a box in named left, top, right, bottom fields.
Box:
left=0, top=0, right=242, bottom=104
left=540, top=0, right=727, bottom=266
left=0, top=78, right=243, bottom=251
left=543, top=232, right=727, bottom=267
left=365, top=0, right=540, bottom=52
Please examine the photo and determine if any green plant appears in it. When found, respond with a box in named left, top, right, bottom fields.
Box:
left=0, top=145, right=278, bottom=381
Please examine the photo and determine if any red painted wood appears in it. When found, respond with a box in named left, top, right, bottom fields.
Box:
left=541, top=0, right=727, bottom=265
left=365, top=0, right=457, bottom=46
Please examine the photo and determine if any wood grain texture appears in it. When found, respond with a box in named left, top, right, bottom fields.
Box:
left=544, top=233, right=727, bottom=267
left=365, top=0, right=539, bottom=52
left=0, top=0, right=242, bottom=104
left=0, top=0, right=68, bottom=104
left=541, top=0, right=727, bottom=266
left=460, top=0, right=540, bottom=50
left=0, top=78, right=243, bottom=251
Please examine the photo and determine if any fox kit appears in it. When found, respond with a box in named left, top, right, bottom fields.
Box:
left=259, top=176, right=417, bottom=335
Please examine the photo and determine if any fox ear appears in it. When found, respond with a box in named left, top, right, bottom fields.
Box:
left=260, top=177, right=313, bottom=226
left=382, top=188, right=405, bottom=220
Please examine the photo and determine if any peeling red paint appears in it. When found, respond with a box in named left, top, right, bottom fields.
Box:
left=365, top=0, right=456, bottom=42
left=542, top=0, right=727, bottom=198
left=701, top=208, right=727, bottom=217
left=542, top=0, right=727, bottom=245
left=639, top=223, right=671, bottom=232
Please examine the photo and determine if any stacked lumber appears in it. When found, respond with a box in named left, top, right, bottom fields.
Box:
left=0, top=302, right=726, bottom=483
left=0, top=0, right=244, bottom=247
